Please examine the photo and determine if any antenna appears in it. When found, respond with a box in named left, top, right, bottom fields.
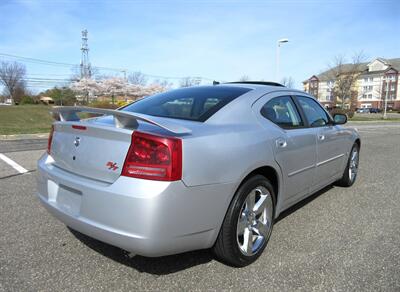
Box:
left=80, top=29, right=91, bottom=79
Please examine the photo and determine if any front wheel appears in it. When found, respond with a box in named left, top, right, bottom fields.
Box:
left=213, top=175, right=275, bottom=267
left=336, top=143, right=359, bottom=187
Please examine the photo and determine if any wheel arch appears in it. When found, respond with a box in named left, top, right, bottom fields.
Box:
left=238, top=165, right=280, bottom=206
left=355, top=138, right=361, bottom=150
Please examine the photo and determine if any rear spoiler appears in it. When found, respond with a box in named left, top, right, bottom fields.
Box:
left=51, top=106, right=192, bottom=135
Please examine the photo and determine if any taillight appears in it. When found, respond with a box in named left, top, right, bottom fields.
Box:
left=72, top=125, right=87, bottom=130
left=47, top=125, right=54, bottom=155
left=122, top=131, right=182, bottom=181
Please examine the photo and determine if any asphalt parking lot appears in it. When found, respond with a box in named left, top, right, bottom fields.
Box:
left=1, top=123, right=399, bottom=291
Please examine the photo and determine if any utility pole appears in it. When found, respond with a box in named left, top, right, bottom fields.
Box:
left=80, top=29, right=91, bottom=104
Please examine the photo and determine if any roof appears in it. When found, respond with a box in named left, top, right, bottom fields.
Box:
left=40, top=96, right=53, bottom=101
left=226, top=81, right=285, bottom=87
left=303, top=57, right=400, bottom=83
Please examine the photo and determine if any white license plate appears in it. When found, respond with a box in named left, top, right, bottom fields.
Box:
left=55, top=184, right=82, bottom=217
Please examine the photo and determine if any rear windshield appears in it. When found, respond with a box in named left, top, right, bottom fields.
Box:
left=122, top=86, right=252, bottom=122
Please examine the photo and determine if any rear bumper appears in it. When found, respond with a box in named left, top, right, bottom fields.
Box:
left=36, top=154, right=235, bottom=257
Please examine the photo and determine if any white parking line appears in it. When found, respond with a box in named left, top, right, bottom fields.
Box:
left=0, top=153, right=28, bottom=174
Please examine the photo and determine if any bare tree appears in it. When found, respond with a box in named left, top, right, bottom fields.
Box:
left=180, top=77, right=201, bottom=88
left=152, top=79, right=172, bottom=90
left=128, top=71, right=148, bottom=86
left=281, top=76, right=295, bottom=88
left=327, top=52, right=366, bottom=109
left=239, top=75, right=250, bottom=82
left=0, top=61, right=27, bottom=104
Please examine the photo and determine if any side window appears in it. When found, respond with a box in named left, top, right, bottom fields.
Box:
left=296, top=96, right=330, bottom=127
left=260, top=96, right=303, bottom=129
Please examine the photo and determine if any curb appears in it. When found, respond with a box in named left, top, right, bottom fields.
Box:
left=0, top=133, right=49, bottom=140
left=348, top=120, right=400, bottom=123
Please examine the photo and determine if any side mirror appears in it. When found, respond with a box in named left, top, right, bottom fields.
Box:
left=333, top=113, right=347, bottom=125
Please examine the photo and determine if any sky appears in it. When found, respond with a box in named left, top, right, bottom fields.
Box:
left=0, top=0, right=399, bottom=92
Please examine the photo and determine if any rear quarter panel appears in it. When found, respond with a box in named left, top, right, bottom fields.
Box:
left=181, top=124, right=280, bottom=187
left=180, top=89, right=284, bottom=216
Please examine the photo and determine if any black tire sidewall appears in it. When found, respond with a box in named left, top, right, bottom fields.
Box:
left=343, top=144, right=360, bottom=186
left=223, top=175, right=276, bottom=266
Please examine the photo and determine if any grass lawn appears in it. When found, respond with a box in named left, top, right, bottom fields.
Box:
left=349, top=115, right=400, bottom=122
left=0, top=105, right=53, bottom=135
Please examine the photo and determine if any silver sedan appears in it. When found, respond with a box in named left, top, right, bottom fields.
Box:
left=37, top=81, right=360, bottom=267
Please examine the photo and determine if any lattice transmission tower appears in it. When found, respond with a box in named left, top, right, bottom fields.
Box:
left=80, top=29, right=92, bottom=79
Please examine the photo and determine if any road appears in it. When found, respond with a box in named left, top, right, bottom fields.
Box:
left=1, top=123, right=399, bottom=291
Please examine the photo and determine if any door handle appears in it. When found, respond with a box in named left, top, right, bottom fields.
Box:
left=276, top=138, right=287, bottom=148
left=318, top=134, right=325, bottom=141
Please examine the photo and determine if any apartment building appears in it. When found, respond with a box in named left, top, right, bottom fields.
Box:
left=303, top=58, right=400, bottom=110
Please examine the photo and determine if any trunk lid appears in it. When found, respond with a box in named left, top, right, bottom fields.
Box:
left=49, top=107, right=192, bottom=183
left=51, top=120, right=132, bottom=183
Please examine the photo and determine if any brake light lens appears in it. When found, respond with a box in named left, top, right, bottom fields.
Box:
left=47, top=125, right=54, bottom=155
left=122, top=131, right=182, bottom=181
left=72, top=125, right=87, bottom=130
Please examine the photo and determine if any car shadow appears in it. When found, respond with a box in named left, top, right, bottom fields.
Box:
left=68, top=228, right=213, bottom=275
left=68, top=184, right=335, bottom=275
left=275, top=184, right=334, bottom=223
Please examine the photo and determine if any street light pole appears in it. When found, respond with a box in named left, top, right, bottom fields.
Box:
left=276, top=38, right=289, bottom=82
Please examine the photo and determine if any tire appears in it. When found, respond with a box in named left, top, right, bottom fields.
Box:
left=213, top=175, right=275, bottom=267
left=336, top=143, right=360, bottom=187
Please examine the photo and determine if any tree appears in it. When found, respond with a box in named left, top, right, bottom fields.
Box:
left=13, top=86, right=27, bottom=104
left=152, top=79, right=172, bottom=89
left=128, top=71, right=148, bottom=86
left=281, top=76, right=295, bottom=88
left=70, top=78, right=101, bottom=103
left=239, top=75, right=250, bottom=82
left=0, top=61, right=27, bottom=104
left=42, top=87, right=76, bottom=106
left=180, top=77, right=201, bottom=88
left=327, top=52, right=366, bottom=109
left=70, top=76, right=169, bottom=104
left=100, top=77, right=127, bottom=104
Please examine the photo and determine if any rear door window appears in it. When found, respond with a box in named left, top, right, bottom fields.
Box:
left=260, top=96, right=303, bottom=129
left=123, top=86, right=252, bottom=122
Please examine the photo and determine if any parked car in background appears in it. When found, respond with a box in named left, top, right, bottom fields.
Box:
left=368, top=108, right=381, bottom=113
left=356, top=108, right=369, bottom=113
left=37, top=81, right=361, bottom=267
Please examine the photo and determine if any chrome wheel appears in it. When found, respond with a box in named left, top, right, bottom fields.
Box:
left=236, top=186, right=273, bottom=256
left=349, top=148, right=359, bottom=182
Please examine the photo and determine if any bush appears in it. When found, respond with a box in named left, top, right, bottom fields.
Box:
left=116, top=100, right=132, bottom=108
left=20, top=96, right=36, bottom=105
left=88, top=101, right=119, bottom=110
left=329, top=108, right=354, bottom=119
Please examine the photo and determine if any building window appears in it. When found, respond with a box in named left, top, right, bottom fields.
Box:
left=368, top=94, right=372, bottom=99
left=368, top=86, right=373, bottom=91
left=386, top=75, right=395, bottom=81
